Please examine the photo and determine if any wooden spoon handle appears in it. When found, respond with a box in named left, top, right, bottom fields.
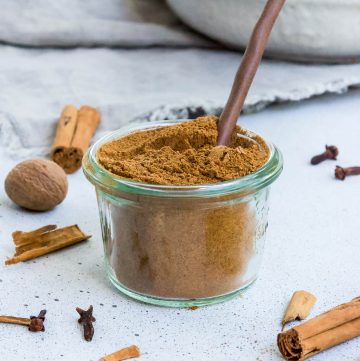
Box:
left=217, top=0, right=286, bottom=145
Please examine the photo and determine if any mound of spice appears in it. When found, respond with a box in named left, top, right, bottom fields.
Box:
left=95, top=116, right=271, bottom=300
left=97, top=116, right=269, bottom=185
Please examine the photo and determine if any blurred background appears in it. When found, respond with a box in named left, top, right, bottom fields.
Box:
left=1, top=0, right=360, bottom=158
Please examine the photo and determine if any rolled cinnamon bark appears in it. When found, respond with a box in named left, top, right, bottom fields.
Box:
left=51, top=105, right=100, bottom=173
left=71, top=106, right=101, bottom=152
left=278, top=296, right=360, bottom=360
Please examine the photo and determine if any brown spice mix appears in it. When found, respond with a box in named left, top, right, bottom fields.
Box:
left=97, top=116, right=270, bottom=299
left=97, top=116, right=269, bottom=185
left=106, top=196, right=258, bottom=298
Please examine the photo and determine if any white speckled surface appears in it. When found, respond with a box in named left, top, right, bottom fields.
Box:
left=1, top=90, right=360, bottom=361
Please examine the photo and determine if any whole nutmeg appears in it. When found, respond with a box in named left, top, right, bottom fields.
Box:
left=5, top=159, right=68, bottom=211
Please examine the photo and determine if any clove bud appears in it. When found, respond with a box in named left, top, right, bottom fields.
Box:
left=76, top=305, right=95, bottom=341
left=335, top=166, right=360, bottom=181
left=311, top=145, right=338, bottom=165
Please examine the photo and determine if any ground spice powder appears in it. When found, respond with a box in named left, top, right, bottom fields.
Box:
left=97, top=116, right=270, bottom=300
left=97, top=116, right=269, bottom=185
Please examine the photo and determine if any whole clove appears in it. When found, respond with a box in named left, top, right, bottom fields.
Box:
left=76, top=305, right=95, bottom=341
left=0, top=309, right=46, bottom=332
left=310, top=145, right=338, bottom=165
left=335, top=166, right=360, bottom=181
left=29, top=310, right=47, bottom=332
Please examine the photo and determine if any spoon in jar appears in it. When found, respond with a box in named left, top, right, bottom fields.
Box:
left=217, top=0, right=286, bottom=146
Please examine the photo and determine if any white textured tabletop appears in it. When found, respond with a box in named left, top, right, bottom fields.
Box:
left=1, top=90, right=360, bottom=361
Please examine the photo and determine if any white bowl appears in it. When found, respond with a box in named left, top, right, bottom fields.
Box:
left=167, top=0, right=360, bottom=63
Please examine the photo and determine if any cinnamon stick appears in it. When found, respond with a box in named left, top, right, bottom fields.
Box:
left=51, top=105, right=100, bottom=174
left=278, top=296, right=360, bottom=360
left=217, top=0, right=286, bottom=145
left=5, top=224, right=91, bottom=265
left=0, top=316, right=31, bottom=327
left=101, top=345, right=140, bottom=361
left=282, top=291, right=317, bottom=328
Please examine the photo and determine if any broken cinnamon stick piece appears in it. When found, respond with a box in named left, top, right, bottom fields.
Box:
left=0, top=315, right=32, bottom=327
left=51, top=105, right=100, bottom=174
left=278, top=296, right=360, bottom=361
left=101, top=345, right=141, bottom=361
left=5, top=224, right=91, bottom=265
left=282, top=291, right=317, bottom=328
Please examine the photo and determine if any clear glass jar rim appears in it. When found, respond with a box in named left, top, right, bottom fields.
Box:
left=83, top=120, right=283, bottom=197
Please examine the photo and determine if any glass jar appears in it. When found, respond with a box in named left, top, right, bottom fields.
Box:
left=83, top=121, right=283, bottom=307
